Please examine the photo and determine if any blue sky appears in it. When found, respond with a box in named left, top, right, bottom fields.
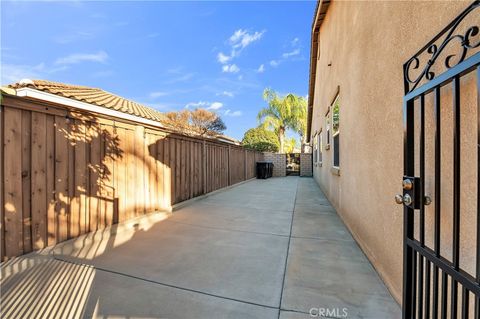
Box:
left=1, top=1, right=315, bottom=140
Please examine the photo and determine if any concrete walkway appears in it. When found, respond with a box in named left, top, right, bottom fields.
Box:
left=1, top=177, right=400, bottom=319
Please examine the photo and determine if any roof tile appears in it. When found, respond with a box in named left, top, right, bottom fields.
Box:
left=9, top=79, right=164, bottom=123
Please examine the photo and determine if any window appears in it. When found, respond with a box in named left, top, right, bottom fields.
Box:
left=325, top=109, right=331, bottom=150
left=332, top=94, right=340, bottom=168
left=317, top=130, right=322, bottom=164
left=312, top=132, right=318, bottom=163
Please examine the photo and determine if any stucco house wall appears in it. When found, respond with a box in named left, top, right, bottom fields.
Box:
left=308, top=0, right=476, bottom=304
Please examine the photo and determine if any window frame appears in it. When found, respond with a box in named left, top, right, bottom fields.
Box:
left=325, top=108, right=331, bottom=150
left=331, top=93, right=340, bottom=169
left=317, top=129, right=322, bottom=165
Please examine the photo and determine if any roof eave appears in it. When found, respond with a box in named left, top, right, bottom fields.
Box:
left=306, top=0, right=331, bottom=143
left=15, top=87, right=166, bottom=129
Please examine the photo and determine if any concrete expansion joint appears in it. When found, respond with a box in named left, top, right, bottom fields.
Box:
left=51, top=255, right=280, bottom=311
left=277, top=177, right=299, bottom=319
left=163, top=219, right=290, bottom=238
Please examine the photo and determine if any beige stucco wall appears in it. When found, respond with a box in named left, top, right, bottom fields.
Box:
left=310, top=0, right=476, bottom=305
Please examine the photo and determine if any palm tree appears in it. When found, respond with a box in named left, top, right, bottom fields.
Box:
left=284, top=137, right=298, bottom=153
left=257, top=88, right=307, bottom=153
left=289, top=95, right=307, bottom=152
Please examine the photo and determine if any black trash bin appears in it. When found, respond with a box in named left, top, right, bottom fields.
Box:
left=256, top=161, right=274, bottom=179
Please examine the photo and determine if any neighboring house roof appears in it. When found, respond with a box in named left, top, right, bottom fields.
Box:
left=4, top=79, right=241, bottom=145
left=9, top=79, right=164, bottom=123
left=306, top=0, right=330, bottom=143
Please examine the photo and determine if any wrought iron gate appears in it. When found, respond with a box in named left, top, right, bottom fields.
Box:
left=401, top=2, right=480, bottom=318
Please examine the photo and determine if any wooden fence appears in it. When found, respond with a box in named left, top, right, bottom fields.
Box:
left=1, top=95, right=262, bottom=260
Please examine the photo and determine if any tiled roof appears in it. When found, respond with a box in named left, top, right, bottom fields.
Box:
left=9, top=79, right=164, bottom=123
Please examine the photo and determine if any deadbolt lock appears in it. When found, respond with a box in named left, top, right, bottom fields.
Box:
left=402, top=179, right=413, bottom=191
left=400, top=176, right=421, bottom=209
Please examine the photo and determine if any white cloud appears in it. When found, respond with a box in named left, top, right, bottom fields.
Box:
left=270, top=60, right=279, bottom=67
left=263, top=37, right=302, bottom=70
left=52, top=31, right=95, bottom=44
left=217, top=91, right=234, bottom=97
left=149, top=91, right=169, bottom=98
left=208, top=102, right=223, bottom=110
left=185, top=101, right=209, bottom=109
left=282, top=48, right=300, bottom=58
left=216, top=29, right=265, bottom=69
left=224, top=109, right=242, bottom=117
left=256, top=64, right=265, bottom=73
left=163, top=72, right=195, bottom=84
left=1, top=62, right=67, bottom=85
left=55, top=51, right=108, bottom=65
left=1, top=63, right=42, bottom=85
left=229, top=29, right=265, bottom=50
left=185, top=101, right=223, bottom=110
left=217, top=52, right=231, bottom=64
left=222, top=64, right=240, bottom=73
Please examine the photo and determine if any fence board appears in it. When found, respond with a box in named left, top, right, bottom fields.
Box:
left=175, top=139, right=181, bottom=204
left=156, top=136, right=164, bottom=210
left=163, top=138, right=170, bottom=208
left=31, top=112, right=47, bottom=249
left=54, top=116, right=69, bottom=242
left=4, top=108, right=24, bottom=257
left=104, top=124, right=115, bottom=225
left=89, top=124, right=101, bottom=231
left=21, top=111, right=32, bottom=253
left=124, top=127, right=134, bottom=220
left=46, top=115, right=56, bottom=245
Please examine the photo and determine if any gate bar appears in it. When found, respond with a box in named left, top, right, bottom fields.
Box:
left=451, top=76, right=461, bottom=319
left=476, top=64, right=480, bottom=319
left=418, top=94, right=425, bottom=319
left=461, top=286, right=469, bottom=319
left=434, top=86, right=441, bottom=256
left=403, top=98, right=416, bottom=319
left=441, top=271, right=448, bottom=319
left=425, top=260, right=431, bottom=319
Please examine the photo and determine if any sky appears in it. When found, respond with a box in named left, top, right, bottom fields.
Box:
left=1, top=1, right=316, bottom=141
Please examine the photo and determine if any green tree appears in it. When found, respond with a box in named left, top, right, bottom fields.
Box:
left=257, top=88, right=307, bottom=153
left=242, top=127, right=280, bottom=152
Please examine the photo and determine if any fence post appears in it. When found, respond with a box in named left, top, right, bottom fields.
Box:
left=244, top=149, right=247, bottom=181
left=202, top=140, right=206, bottom=194
left=228, top=145, right=231, bottom=186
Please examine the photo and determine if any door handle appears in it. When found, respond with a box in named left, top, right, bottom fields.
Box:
left=395, top=194, right=413, bottom=205
left=395, top=194, right=404, bottom=204
left=395, top=194, right=432, bottom=206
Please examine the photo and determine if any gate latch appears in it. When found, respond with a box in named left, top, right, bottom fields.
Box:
left=395, top=176, right=421, bottom=209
